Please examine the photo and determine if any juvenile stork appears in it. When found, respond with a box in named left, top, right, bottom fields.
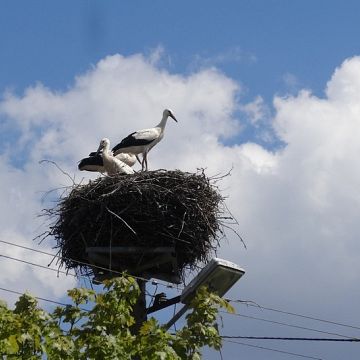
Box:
left=96, top=138, right=134, bottom=175
left=78, top=151, right=136, bottom=173
left=112, top=109, right=177, bottom=171
left=78, top=154, right=104, bottom=172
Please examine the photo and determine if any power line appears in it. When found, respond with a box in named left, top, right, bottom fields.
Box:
left=222, top=335, right=360, bottom=342
left=227, top=298, right=360, bottom=331
left=2, top=240, right=358, bottom=341
left=0, top=239, right=118, bottom=279
left=0, top=291, right=337, bottom=360
left=5, top=240, right=356, bottom=341
left=0, top=286, right=70, bottom=307
left=223, top=339, right=323, bottom=360
left=0, top=251, right=180, bottom=292
left=0, top=239, right=134, bottom=278
left=0, top=253, right=78, bottom=278
left=0, top=239, right=181, bottom=291
left=2, top=282, right=350, bottom=360
left=219, top=311, right=357, bottom=339
left=0, top=239, right=65, bottom=261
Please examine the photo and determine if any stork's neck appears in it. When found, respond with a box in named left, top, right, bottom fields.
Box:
left=156, top=114, right=169, bottom=129
left=101, top=143, right=111, bottom=159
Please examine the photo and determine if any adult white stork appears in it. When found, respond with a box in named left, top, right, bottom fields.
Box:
left=112, top=109, right=177, bottom=171
left=78, top=151, right=136, bottom=173
left=95, top=138, right=135, bottom=175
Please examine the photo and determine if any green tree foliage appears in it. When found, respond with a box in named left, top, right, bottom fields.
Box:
left=0, top=277, right=234, bottom=359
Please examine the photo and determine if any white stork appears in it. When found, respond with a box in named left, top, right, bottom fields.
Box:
left=95, top=138, right=134, bottom=175
left=79, top=151, right=136, bottom=173
left=112, top=109, right=177, bottom=171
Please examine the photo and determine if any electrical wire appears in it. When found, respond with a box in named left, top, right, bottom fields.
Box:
left=0, top=250, right=180, bottom=294
left=0, top=251, right=158, bottom=295
left=4, top=240, right=359, bottom=347
left=219, top=311, right=358, bottom=339
left=223, top=339, right=323, bottom=360
left=3, top=241, right=357, bottom=341
left=2, top=286, right=337, bottom=360
left=0, top=285, right=70, bottom=307
left=0, top=239, right=181, bottom=291
left=0, top=253, right=78, bottom=278
left=0, top=239, right=152, bottom=282
left=218, top=347, right=224, bottom=360
left=2, top=282, right=356, bottom=360
left=221, top=335, right=360, bottom=342
left=226, top=298, right=360, bottom=331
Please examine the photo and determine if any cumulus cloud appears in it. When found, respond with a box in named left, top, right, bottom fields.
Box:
left=0, top=154, right=76, bottom=304
left=240, top=95, right=266, bottom=125
left=220, top=58, right=360, bottom=325
left=0, top=51, right=242, bottom=305
left=203, top=58, right=360, bottom=359
left=1, top=53, right=240, bottom=168
left=0, top=51, right=360, bottom=359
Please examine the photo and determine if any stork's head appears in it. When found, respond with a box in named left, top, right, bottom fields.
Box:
left=96, top=138, right=111, bottom=154
left=164, top=108, right=178, bottom=122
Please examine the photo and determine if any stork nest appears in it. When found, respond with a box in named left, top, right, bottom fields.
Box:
left=40, top=169, right=240, bottom=280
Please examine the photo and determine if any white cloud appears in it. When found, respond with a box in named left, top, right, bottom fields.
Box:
left=1, top=53, right=240, bottom=166
left=238, top=95, right=276, bottom=144
left=0, top=51, right=242, bottom=305
left=1, top=52, right=360, bottom=359
left=221, top=57, right=360, bottom=313
left=0, top=157, right=76, bottom=304
left=240, top=95, right=268, bottom=125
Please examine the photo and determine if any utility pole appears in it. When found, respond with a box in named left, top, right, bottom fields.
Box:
left=131, top=279, right=147, bottom=335
left=130, top=280, right=147, bottom=360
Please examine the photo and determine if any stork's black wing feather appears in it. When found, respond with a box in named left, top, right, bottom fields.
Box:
left=112, top=132, right=153, bottom=152
left=78, top=154, right=103, bottom=171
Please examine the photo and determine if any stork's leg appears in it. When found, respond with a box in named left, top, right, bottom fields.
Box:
left=136, top=154, right=141, bottom=165
left=140, top=152, right=148, bottom=171
left=141, top=154, right=146, bottom=172
left=144, top=152, right=149, bottom=171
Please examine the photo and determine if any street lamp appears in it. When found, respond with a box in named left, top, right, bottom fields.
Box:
left=166, top=258, right=245, bottom=329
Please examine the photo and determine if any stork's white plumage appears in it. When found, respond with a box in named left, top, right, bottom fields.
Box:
left=96, top=138, right=134, bottom=175
left=78, top=152, right=137, bottom=173
left=88, top=151, right=137, bottom=167
left=115, top=152, right=137, bottom=167
left=112, top=109, right=177, bottom=171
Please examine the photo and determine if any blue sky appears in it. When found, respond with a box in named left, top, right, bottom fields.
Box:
left=1, top=1, right=360, bottom=359
left=2, top=1, right=360, bottom=100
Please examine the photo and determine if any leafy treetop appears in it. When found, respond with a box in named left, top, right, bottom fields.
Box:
left=0, top=276, right=234, bottom=359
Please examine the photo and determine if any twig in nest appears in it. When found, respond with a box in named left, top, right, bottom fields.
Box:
left=106, top=206, right=137, bottom=236
left=39, top=159, right=76, bottom=185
